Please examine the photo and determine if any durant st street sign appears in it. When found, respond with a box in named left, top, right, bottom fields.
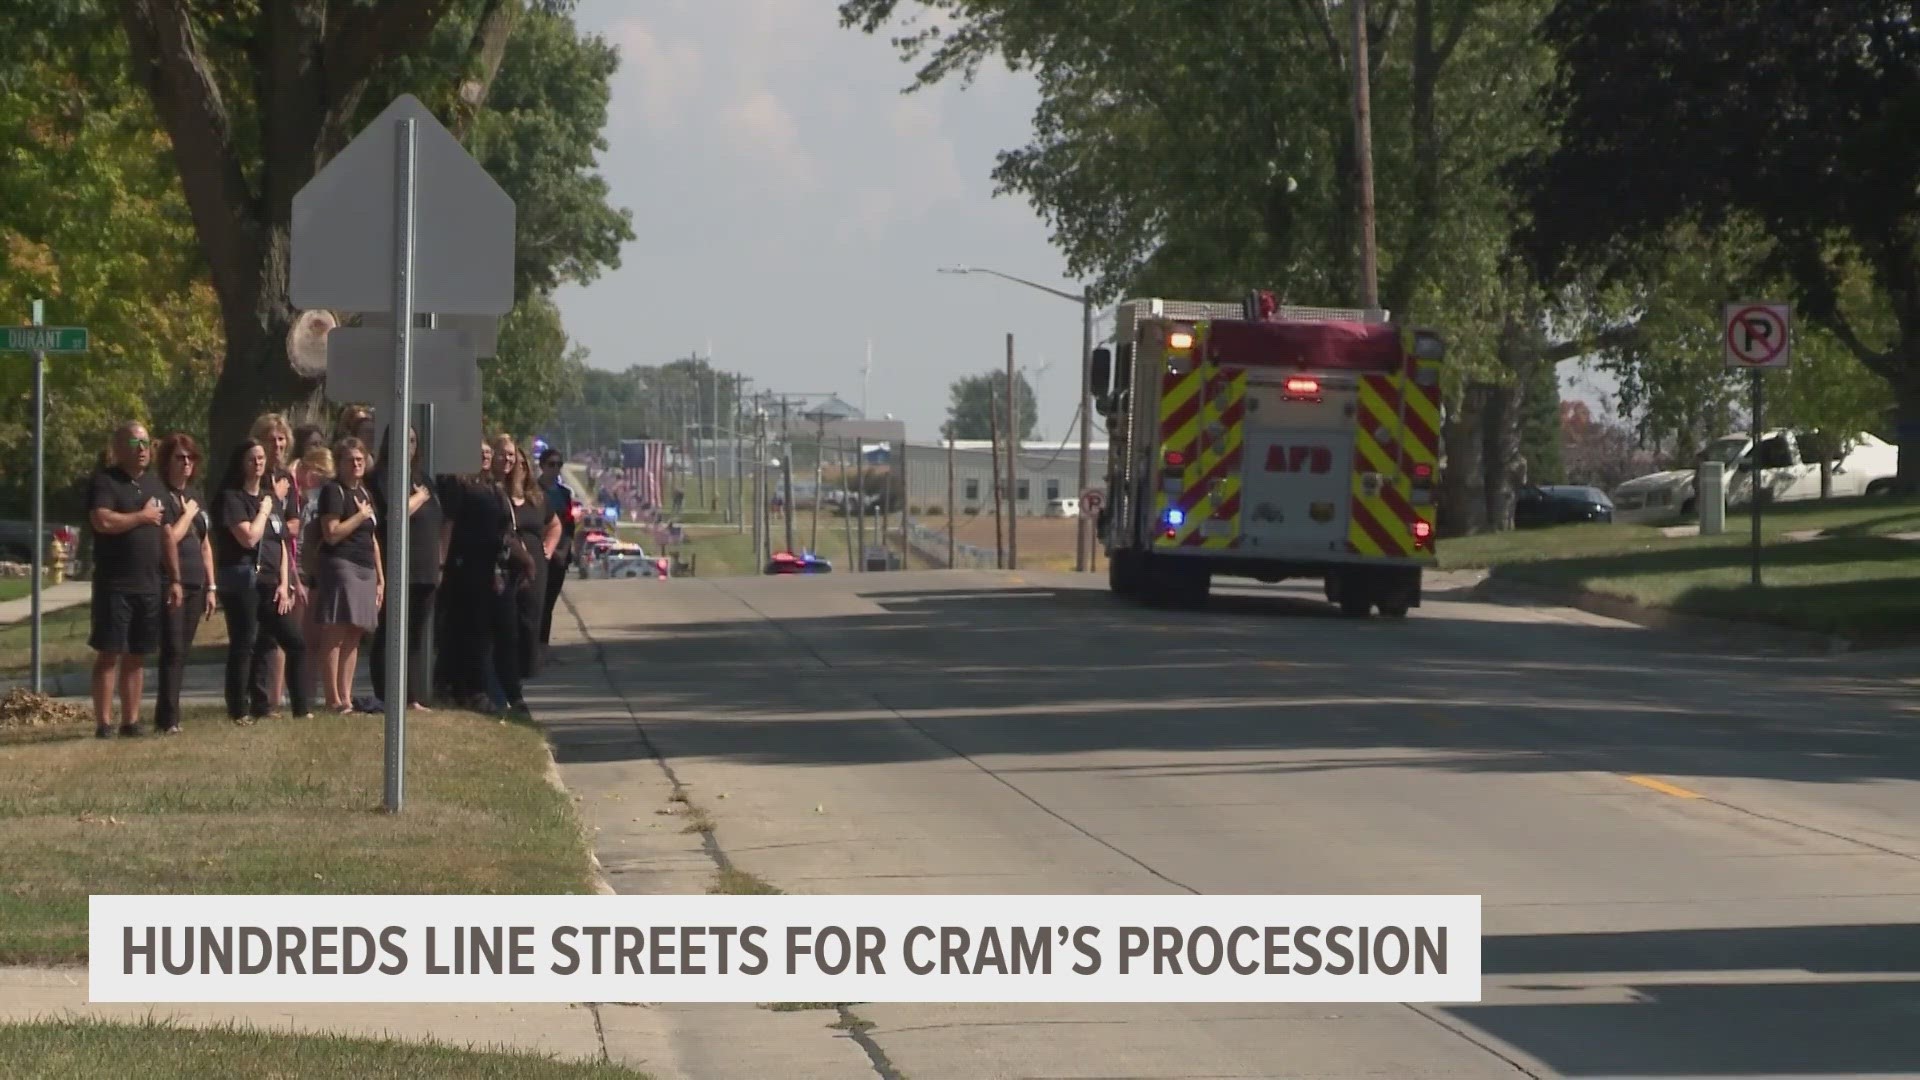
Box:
left=1, top=326, right=89, bottom=353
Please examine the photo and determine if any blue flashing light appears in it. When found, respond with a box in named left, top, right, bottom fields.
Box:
left=1165, top=508, right=1185, bottom=527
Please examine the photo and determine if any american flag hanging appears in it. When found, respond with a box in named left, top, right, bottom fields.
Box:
left=620, top=439, right=668, bottom=509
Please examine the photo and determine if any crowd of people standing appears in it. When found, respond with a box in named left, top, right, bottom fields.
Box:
left=81, top=410, right=581, bottom=738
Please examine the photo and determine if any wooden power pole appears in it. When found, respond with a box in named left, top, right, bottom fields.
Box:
left=988, top=386, right=1005, bottom=570
left=945, top=431, right=957, bottom=569
left=1351, top=0, right=1380, bottom=308
left=1005, top=332, right=1019, bottom=571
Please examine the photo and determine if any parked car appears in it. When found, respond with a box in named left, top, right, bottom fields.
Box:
left=1514, top=485, right=1614, bottom=528
left=1610, top=429, right=1897, bottom=523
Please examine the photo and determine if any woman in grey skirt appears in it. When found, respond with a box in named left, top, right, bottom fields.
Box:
left=314, top=437, right=386, bottom=712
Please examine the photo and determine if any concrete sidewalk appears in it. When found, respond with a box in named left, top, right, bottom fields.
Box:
left=0, top=591, right=878, bottom=1079
left=0, top=580, right=89, bottom=625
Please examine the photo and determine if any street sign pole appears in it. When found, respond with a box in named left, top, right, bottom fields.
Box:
left=30, top=299, right=44, bottom=694
left=1750, top=368, right=1763, bottom=588
left=1724, top=301, right=1791, bottom=590
left=385, top=117, right=419, bottom=814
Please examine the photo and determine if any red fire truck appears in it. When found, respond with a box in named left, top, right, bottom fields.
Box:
left=1090, top=293, right=1447, bottom=617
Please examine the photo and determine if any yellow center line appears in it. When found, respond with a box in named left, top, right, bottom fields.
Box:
left=1623, top=774, right=1704, bottom=800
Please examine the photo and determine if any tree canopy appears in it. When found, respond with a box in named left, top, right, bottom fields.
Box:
left=1519, top=0, right=1920, bottom=489
left=945, top=370, right=1038, bottom=442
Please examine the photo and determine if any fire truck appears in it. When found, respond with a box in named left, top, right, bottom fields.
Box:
left=1090, top=293, right=1447, bottom=617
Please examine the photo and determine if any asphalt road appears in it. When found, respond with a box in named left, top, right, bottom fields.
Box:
left=541, top=568, right=1920, bottom=1079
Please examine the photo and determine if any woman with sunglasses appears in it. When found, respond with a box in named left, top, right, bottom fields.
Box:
left=154, top=433, right=214, bottom=734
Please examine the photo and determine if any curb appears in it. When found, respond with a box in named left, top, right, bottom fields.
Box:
left=1468, top=576, right=1870, bottom=656
left=538, top=740, right=617, bottom=897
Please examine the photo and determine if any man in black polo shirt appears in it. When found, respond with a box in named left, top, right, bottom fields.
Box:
left=85, top=420, right=181, bottom=739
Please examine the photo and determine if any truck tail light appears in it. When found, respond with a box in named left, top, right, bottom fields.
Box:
left=1164, top=449, right=1188, bottom=469
left=1284, top=376, right=1320, bottom=396
left=1168, top=328, right=1195, bottom=350
left=1412, top=520, right=1432, bottom=547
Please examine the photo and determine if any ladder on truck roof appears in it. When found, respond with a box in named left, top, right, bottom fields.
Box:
left=1113, top=297, right=1392, bottom=351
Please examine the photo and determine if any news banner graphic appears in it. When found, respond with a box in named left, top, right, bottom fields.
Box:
left=90, top=894, right=1481, bottom=1005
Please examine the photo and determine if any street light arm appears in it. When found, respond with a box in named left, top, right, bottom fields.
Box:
left=943, top=265, right=1085, bottom=306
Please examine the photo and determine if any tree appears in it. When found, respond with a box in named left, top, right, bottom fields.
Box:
left=1518, top=0, right=1920, bottom=492
left=1518, top=359, right=1563, bottom=485
left=841, top=0, right=1626, bottom=535
left=0, top=7, right=221, bottom=518
left=945, top=370, right=1038, bottom=442
left=1559, top=400, right=1657, bottom=491
left=108, top=0, right=630, bottom=468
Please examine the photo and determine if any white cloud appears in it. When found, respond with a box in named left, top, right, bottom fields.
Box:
left=608, top=18, right=704, bottom=132
left=721, top=88, right=821, bottom=195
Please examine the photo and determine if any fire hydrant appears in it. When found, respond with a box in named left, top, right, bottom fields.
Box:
left=47, top=536, right=68, bottom=585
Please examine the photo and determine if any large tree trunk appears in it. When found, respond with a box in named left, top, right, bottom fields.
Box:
left=1439, top=386, right=1489, bottom=537
left=206, top=225, right=326, bottom=466
left=1894, top=373, right=1920, bottom=497
left=1481, top=380, right=1523, bottom=531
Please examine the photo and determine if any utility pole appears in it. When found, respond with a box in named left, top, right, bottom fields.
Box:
left=688, top=356, right=705, bottom=508
left=945, top=430, right=957, bottom=569
left=1005, top=333, right=1019, bottom=571
left=744, top=393, right=760, bottom=564
left=989, top=385, right=1005, bottom=570
left=733, top=375, right=747, bottom=534
left=841, top=436, right=856, bottom=569
left=710, top=364, right=722, bottom=518
left=1351, top=0, right=1380, bottom=308
left=779, top=397, right=795, bottom=554
left=811, top=413, right=825, bottom=550
left=1076, top=286, right=1094, bottom=573
left=895, top=442, right=909, bottom=571
left=855, top=435, right=867, bottom=570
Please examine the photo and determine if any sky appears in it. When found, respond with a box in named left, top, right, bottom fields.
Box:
left=553, top=0, right=1613, bottom=445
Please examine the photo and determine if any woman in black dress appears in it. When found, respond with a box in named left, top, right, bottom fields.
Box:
left=369, top=424, right=446, bottom=711
left=503, top=453, right=560, bottom=683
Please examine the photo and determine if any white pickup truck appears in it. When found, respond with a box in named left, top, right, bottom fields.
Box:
left=1610, top=429, right=1898, bottom=523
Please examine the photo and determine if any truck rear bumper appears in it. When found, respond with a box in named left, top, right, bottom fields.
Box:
left=1132, top=548, right=1431, bottom=575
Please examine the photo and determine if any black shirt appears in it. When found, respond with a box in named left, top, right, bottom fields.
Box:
left=161, top=485, right=210, bottom=589
left=512, top=496, right=552, bottom=581
left=443, top=474, right=513, bottom=574
left=317, top=481, right=379, bottom=569
left=215, top=487, right=289, bottom=588
left=86, top=466, right=166, bottom=593
left=371, top=468, right=446, bottom=586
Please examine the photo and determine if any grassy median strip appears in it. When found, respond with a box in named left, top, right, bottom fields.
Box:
left=1438, top=496, right=1920, bottom=637
left=0, top=706, right=598, bottom=965
left=0, top=1018, right=646, bottom=1079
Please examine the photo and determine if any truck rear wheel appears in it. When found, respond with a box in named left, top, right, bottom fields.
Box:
left=1377, top=602, right=1410, bottom=619
left=1108, top=549, right=1142, bottom=598
left=1339, top=595, right=1372, bottom=618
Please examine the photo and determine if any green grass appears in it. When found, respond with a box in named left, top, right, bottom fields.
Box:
left=0, top=1019, right=647, bottom=1079
left=0, top=601, right=228, bottom=679
left=0, top=579, right=36, bottom=603
left=1438, top=495, right=1920, bottom=638
left=0, top=706, right=598, bottom=964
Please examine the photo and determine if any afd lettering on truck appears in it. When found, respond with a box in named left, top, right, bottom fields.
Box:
left=1264, top=445, right=1334, bottom=474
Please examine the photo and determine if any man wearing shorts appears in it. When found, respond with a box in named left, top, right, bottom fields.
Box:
left=85, top=420, right=180, bottom=739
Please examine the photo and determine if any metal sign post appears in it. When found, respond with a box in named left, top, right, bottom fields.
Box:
left=3, top=308, right=88, bottom=695
left=385, top=117, right=418, bottom=813
left=291, top=93, right=515, bottom=813
left=1723, top=302, right=1792, bottom=588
